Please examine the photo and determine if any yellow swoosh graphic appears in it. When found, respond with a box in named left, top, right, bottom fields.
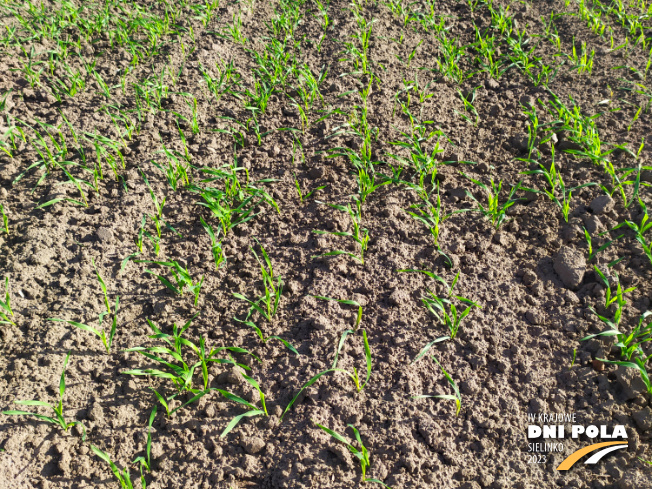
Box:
left=557, top=442, right=628, bottom=471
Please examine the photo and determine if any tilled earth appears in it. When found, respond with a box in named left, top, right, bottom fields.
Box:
left=1, top=0, right=652, bottom=488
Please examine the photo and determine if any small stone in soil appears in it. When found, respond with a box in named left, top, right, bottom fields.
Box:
left=589, top=195, right=614, bottom=215
left=553, top=247, right=586, bottom=290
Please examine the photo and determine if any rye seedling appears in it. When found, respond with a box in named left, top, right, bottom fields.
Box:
left=91, top=445, right=138, bottom=489
left=48, top=260, right=120, bottom=353
left=462, top=172, right=523, bottom=228
left=233, top=242, right=283, bottom=323
left=312, top=294, right=363, bottom=330
left=583, top=266, right=635, bottom=330
left=583, top=227, right=622, bottom=262
left=413, top=355, right=462, bottom=415
left=585, top=311, right=652, bottom=362
left=0, top=276, right=15, bottom=326
left=399, top=269, right=479, bottom=357
left=611, top=198, right=652, bottom=265
left=132, top=405, right=157, bottom=485
left=124, top=315, right=259, bottom=401
left=404, top=186, right=468, bottom=249
left=3, top=352, right=86, bottom=439
left=312, top=199, right=369, bottom=265
left=140, top=169, right=166, bottom=219
left=217, top=373, right=268, bottom=437
left=0, top=204, right=8, bottom=234
left=281, top=329, right=372, bottom=420
left=200, top=216, right=225, bottom=269
left=294, top=173, right=326, bottom=203
left=136, top=260, right=204, bottom=306
left=315, top=423, right=393, bottom=487
left=520, top=150, right=597, bottom=222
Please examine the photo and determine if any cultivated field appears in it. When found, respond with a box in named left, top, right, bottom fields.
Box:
left=1, top=0, right=652, bottom=487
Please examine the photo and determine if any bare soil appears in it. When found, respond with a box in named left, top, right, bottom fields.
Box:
left=1, top=0, right=652, bottom=488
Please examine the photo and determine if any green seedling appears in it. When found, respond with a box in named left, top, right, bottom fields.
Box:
left=0, top=276, right=15, bottom=325
left=594, top=266, right=635, bottom=318
left=48, top=300, right=119, bottom=354
left=136, top=260, right=204, bottom=306
left=91, top=445, right=138, bottom=489
left=581, top=266, right=635, bottom=337
left=233, top=242, right=283, bottom=323
left=584, top=311, right=652, bottom=362
left=462, top=173, right=523, bottom=228
left=584, top=227, right=622, bottom=262
left=281, top=329, right=372, bottom=421
left=400, top=269, right=479, bottom=345
left=124, top=315, right=259, bottom=399
left=217, top=374, right=268, bottom=437
left=233, top=316, right=299, bottom=355
left=520, top=152, right=597, bottom=222
left=331, top=329, right=372, bottom=392
left=200, top=216, right=225, bottom=269
left=405, top=186, right=469, bottom=249
left=48, top=259, right=119, bottom=353
left=315, top=423, right=393, bottom=488
left=132, top=406, right=157, bottom=485
left=135, top=215, right=147, bottom=253
left=455, top=86, right=481, bottom=125
left=195, top=169, right=278, bottom=237
left=312, top=295, right=363, bottom=330
left=570, top=348, right=577, bottom=368
left=0, top=204, right=8, bottom=234
left=93, top=258, right=112, bottom=315
left=598, top=355, right=652, bottom=396
left=152, top=143, right=191, bottom=192
left=140, top=170, right=166, bottom=219
left=611, top=198, right=652, bottom=265
left=413, top=355, right=462, bottom=415
left=294, top=173, right=326, bottom=203
left=312, top=200, right=369, bottom=265
left=3, top=352, right=86, bottom=439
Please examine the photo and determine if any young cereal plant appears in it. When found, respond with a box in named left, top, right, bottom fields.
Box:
left=3, top=352, right=87, bottom=439
left=583, top=227, right=622, bottom=262
left=312, top=295, right=363, bottom=330
left=0, top=276, right=15, bottom=326
left=461, top=172, right=523, bottom=229
left=281, top=329, right=372, bottom=420
left=400, top=270, right=479, bottom=358
left=520, top=150, right=597, bottom=222
left=1, top=204, right=8, bottom=235
left=611, top=198, right=652, bottom=265
left=91, top=445, right=139, bottom=489
left=583, top=266, right=635, bottom=329
left=200, top=216, right=226, bottom=269
left=413, top=355, right=462, bottom=415
left=315, top=423, right=393, bottom=487
left=132, top=406, right=157, bottom=485
left=140, top=169, right=166, bottom=219
left=584, top=310, right=652, bottom=362
left=124, top=315, right=260, bottom=406
left=48, top=260, right=120, bottom=353
left=293, top=173, right=326, bottom=203
left=404, top=185, right=470, bottom=251
left=217, top=374, right=268, bottom=437
left=599, top=355, right=652, bottom=396
left=312, top=199, right=369, bottom=265
left=233, top=241, right=283, bottom=323
left=455, top=86, right=481, bottom=125
left=136, top=260, right=204, bottom=306
left=331, top=328, right=372, bottom=392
